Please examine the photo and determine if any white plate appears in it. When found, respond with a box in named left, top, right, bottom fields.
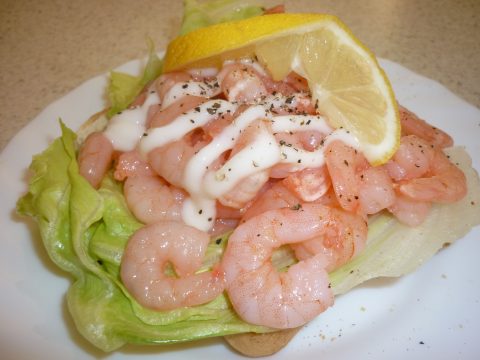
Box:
left=1, top=58, right=479, bottom=360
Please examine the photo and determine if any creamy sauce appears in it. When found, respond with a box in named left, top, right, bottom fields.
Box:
left=104, top=90, right=160, bottom=152
left=182, top=106, right=281, bottom=230
left=161, top=79, right=221, bottom=109
left=104, top=60, right=359, bottom=231
left=139, top=100, right=238, bottom=155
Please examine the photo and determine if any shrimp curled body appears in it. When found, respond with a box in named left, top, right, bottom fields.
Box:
left=78, top=132, right=114, bottom=189
left=221, top=204, right=338, bottom=329
left=120, top=221, right=225, bottom=311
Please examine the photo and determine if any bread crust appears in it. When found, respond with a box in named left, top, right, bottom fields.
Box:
left=224, top=328, right=301, bottom=357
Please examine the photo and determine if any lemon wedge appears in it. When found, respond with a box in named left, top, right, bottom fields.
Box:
left=164, top=13, right=400, bottom=165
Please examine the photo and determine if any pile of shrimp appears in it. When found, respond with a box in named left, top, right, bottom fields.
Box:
left=78, top=59, right=467, bottom=329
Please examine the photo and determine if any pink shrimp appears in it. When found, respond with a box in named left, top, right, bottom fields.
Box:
left=217, top=120, right=271, bottom=209
left=325, top=140, right=397, bottom=215
left=219, top=171, right=270, bottom=209
left=155, top=72, right=192, bottom=101
left=291, top=207, right=368, bottom=272
left=324, top=140, right=368, bottom=213
left=78, top=131, right=114, bottom=189
left=209, top=218, right=239, bottom=237
left=221, top=204, right=337, bottom=329
left=241, top=181, right=301, bottom=221
left=282, top=166, right=331, bottom=202
left=386, top=134, right=467, bottom=203
left=269, top=129, right=327, bottom=179
left=269, top=131, right=306, bottom=179
left=124, top=175, right=186, bottom=224
left=398, top=148, right=467, bottom=203
left=120, top=221, right=225, bottom=311
left=385, top=135, right=435, bottom=182
left=149, top=95, right=206, bottom=128
left=388, top=190, right=432, bottom=227
left=114, top=150, right=186, bottom=224
left=399, top=105, right=453, bottom=148
left=357, top=166, right=396, bottom=215
left=261, top=71, right=310, bottom=96
left=148, top=132, right=208, bottom=188
left=219, top=63, right=268, bottom=103
left=113, top=150, right=155, bottom=181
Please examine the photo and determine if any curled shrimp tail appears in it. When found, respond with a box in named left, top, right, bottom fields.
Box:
left=229, top=253, right=332, bottom=329
left=78, top=132, right=114, bottom=188
left=399, top=105, right=453, bottom=148
left=121, top=221, right=225, bottom=311
left=325, top=140, right=368, bottom=213
left=388, top=190, right=432, bottom=227
left=291, top=206, right=368, bottom=271
left=399, top=150, right=467, bottom=203
left=222, top=204, right=339, bottom=329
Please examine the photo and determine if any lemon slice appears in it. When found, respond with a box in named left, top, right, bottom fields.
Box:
left=164, top=13, right=400, bottom=165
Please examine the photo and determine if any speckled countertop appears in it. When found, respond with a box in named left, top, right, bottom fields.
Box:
left=1, top=0, right=479, bottom=151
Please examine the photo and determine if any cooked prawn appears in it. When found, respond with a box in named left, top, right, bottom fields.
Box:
left=219, top=171, right=270, bottom=209
left=385, top=135, right=435, bottom=182
left=218, top=63, right=268, bottom=103
left=398, top=148, right=467, bottom=203
left=78, top=131, right=114, bottom=189
left=221, top=204, right=337, bottom=329
left=325, top=140, right=396, bottom=215
left=124, top=175, right=186, bottom=224
left=149, top=95, right=207, bottom=128
left=291, top=206, right=368, bottom=272
left=282, top=166, right=331, bottom=202
left=388, top=190, right=432, bottom=227
left=217, top=120, right=271, bottom=209
left=120, top=221, right=225, bottom=311
left=113, top=150, right=155, bottom=181
left=148, top=134, right=208, bottom=188
left=155, top=72, right=192, bottom=102
left=357, top=166, right=396, bottom=215
left=399, top=105, right=453, bottom=148
left=241, top=181, right=299, bottom=221
left=325, top=140, right=368, bottom=213
left=385, top=134, right=467, bottom=203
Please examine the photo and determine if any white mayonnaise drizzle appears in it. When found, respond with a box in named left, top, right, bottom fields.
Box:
left=139, top=99, right=238, bottom=155
left=271, top=115, right=359, bottom=171
left=104, top=90, right=160, bottom=152
left=161, top=79, right=221, bottom=109
left=104, top=61, right=360, bottom=232
left=181, top=106, right=280, bottom=230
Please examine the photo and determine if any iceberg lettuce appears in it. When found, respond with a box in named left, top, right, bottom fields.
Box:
left=107, top=38, right=163, bottom=118
left=180, top=0, right=264, bottom=35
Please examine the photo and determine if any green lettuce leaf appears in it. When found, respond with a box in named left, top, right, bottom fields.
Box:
left=107, top=38, right=163, bottom=118
left=17, top=125, right=267, bottom=351
left=180, top=0, right=264, bottom=35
